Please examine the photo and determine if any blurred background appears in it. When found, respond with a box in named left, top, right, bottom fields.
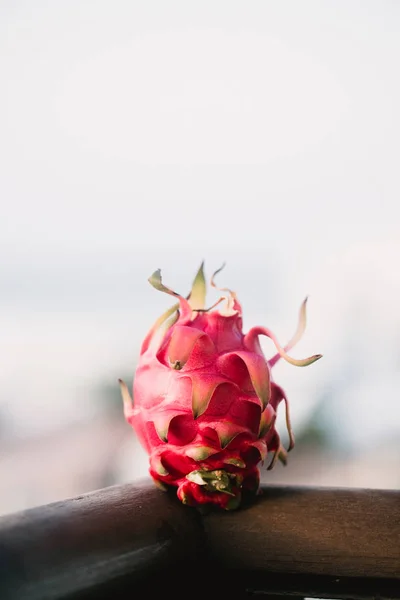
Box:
left=1, top=1, right=399, bottom=517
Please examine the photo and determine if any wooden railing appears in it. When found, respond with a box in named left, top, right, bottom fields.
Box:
left=0, top=480, right=399, bottom=599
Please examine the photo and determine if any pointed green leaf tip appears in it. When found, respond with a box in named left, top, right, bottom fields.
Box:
left=148, top=269, right=172, bottom=294
left=219, top=351, right=270, bottom=410
left=190, top=375, right=226, bottom=419
left=245, top=324, right=322, bottom=369
left=140, top=302, right=179, bottom=355
left=212, top=421, right=249, bottom=449
left=150, top=455, right=169, bottom=476
left=119, top=379, right=134, bottom=418
left=147, top=268, right=192, bottom=322
left=185, top=446, right=217, bottom=461
left=188, top=261, right=206, bottom=310
left=267, top=297, right=323, bottom=369
left=258, top=404, right=275, bottom=438
left=153, top=413, right=176, bottom=442
left=223, top=457, right=246, bottom=468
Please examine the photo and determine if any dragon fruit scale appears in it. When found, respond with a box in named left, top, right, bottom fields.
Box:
left=120, top=263, right=322, bottom=510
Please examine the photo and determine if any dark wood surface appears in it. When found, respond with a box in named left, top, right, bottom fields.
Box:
left=203, top=484, right=400, bottom=578
left=0, top=480, right=399, bottom=599
left=0, top=480, right=203, bottom=600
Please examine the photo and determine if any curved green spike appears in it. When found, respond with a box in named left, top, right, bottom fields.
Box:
left=148, top=269, right=192, bottom=320
left=238, top=351, right=270, bottom=409
left=278, top=447, right=288, bottom=465
left=211, top=422, right=249, bottom=449
left=185, top=446, right=218, bottom=461
left=140, top=303, right=179, bottom=354
left=267, top=434, right=286, bottom=471
left=267, top=447, right=280, bottom=470
left=287, top=296, right=308, bottom=350
left=268, top=297, right=311, bottom=368
left=190, top=374, right=228, bottom=419
left=153, top=302, right=179, bottom=330
left=153, top=413, right=176, bottom=442
left=250, top=440, right=268, bottom=461
left=223, top=457, right=246, bottom=468
left=119, top=379, right=134, bottom=418
left=285, top=352, right=322, bottom=367
left=245, top=326, right=322, bottom=368
left=210, top=262, right=226, bottom=288
left=220, top=351, right=271, bottom=410
left=150, top=454, right=169, bottom=476
left=188, top=261, right=206, bottom=310
left=210, top=262, right=241, bottom=314
left=148, top=269, right=176, bottom=295
left=258, top=404, right=276, bottom=438
left=277, top=385, right=295, bottom=451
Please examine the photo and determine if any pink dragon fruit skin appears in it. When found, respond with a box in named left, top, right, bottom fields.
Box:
left=120, top=263, right=322, bottom=510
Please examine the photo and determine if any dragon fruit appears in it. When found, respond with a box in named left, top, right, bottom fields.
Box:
left=120, top=263, right=321, bottom=510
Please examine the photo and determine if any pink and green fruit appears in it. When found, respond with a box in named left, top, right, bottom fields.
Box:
left=120, top=263, right=322, bottom=510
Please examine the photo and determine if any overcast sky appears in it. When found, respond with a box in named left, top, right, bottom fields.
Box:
left=1, top=1, right=399, bottom=260
left=1, top=1, right=399, bottom=449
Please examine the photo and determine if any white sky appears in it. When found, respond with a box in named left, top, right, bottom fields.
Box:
left=1, top=0, right=399, bottom=260
left=0, top=1, right=400, bottom=447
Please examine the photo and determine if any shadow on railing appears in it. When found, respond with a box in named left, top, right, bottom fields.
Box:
left=0, top=481, right=399, bottom=599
